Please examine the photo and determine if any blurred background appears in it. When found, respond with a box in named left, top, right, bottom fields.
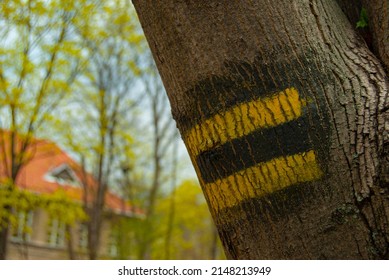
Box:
left=0, top=0, right=224, bottom=260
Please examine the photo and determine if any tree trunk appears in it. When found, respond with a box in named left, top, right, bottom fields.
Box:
left=0, top=228, right=9, bottom=260
left=66, top=225, right=76, bottom=260
left=133, top=0, right=389, bottom=259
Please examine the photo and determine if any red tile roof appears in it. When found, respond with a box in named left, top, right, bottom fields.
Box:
left=0, top=130, right=143, bottom=217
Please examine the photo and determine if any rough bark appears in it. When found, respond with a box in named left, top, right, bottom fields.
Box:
left=133, top=0, right=389, bottom=259
left=336, top=0, right=389, bottom=73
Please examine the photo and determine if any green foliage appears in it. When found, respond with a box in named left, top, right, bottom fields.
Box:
left=108, top=216, right=146, bottom=259
left=150, top=180, right=224, bottom=260
left=48, top=0, right=144, bottom=184
left=104, top=180, right=225, bottom=260
left=0, top=0, right=88, bottom=135
left=356, top=8, right=368, bottom=28
left=40, top=190, right=87, bottom=225
left=0, top=185, right=86, bottom=232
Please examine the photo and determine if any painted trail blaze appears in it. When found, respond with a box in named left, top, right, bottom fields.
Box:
left=184, top=87, right=323, bottom=211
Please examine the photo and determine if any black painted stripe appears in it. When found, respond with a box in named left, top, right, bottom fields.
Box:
left=196, top=113, right=313, bottom=184
left=174, top=52, right=326, bottom=134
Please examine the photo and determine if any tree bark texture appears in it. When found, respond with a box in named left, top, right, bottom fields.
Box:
left=133, top=0, right=389, bottom=259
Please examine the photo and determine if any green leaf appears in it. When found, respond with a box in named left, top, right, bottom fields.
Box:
left=356, top=8, right=368, bottom=28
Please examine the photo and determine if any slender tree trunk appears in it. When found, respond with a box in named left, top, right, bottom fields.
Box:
left=133, top=0, right=389, bottom=259
left=66, top=225, right=76, bottom=260
left=88, top=91, right=108, bottom=260
left=0, top=128, right=18, bottom=259
left=138, top=69, right=175, bottom=259
left=88, top=88, right=109, bottom=260
left=164, top=135, right=178, bottom=259
left=0, top=228, right=9, bottom=260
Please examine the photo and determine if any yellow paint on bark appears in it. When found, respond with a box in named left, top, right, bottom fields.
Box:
left=185, top=87, right=306, bottom=156
left=184, top=87, right=323, bottom=211
left=203, top=150, right=323, bottom=212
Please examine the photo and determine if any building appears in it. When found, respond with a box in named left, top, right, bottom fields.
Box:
left=0, top=131, right=142, bottom=259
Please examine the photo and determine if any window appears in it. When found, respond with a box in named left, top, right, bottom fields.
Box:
left=108, top=230, right=119, bottom=257
left=53, top=168, right=74, bottom=182
left=11, top=210, right=33, bottom=242
left=45, top=164, right=80, bottom=187
left=79, top=224, right=88, bottom=249
left=47, top=218, right=65, bottom=247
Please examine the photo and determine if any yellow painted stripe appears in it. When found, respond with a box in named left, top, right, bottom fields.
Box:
left=185, top=87, right=306, bottom=157
left=203, top=150, right=323, bottom=212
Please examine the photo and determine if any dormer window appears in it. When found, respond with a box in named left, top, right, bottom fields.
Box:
left=45, top=164, right=80, bottom=187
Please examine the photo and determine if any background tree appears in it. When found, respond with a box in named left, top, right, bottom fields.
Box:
left=0, top=0, right=87, bottom=259
left=151, top=179, right=224, bottom=260
left=134, top=61, right=179, bottom=259
left=133, top=0, right=389, bottom=259
left=55, top=0, right=144, bottom=260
